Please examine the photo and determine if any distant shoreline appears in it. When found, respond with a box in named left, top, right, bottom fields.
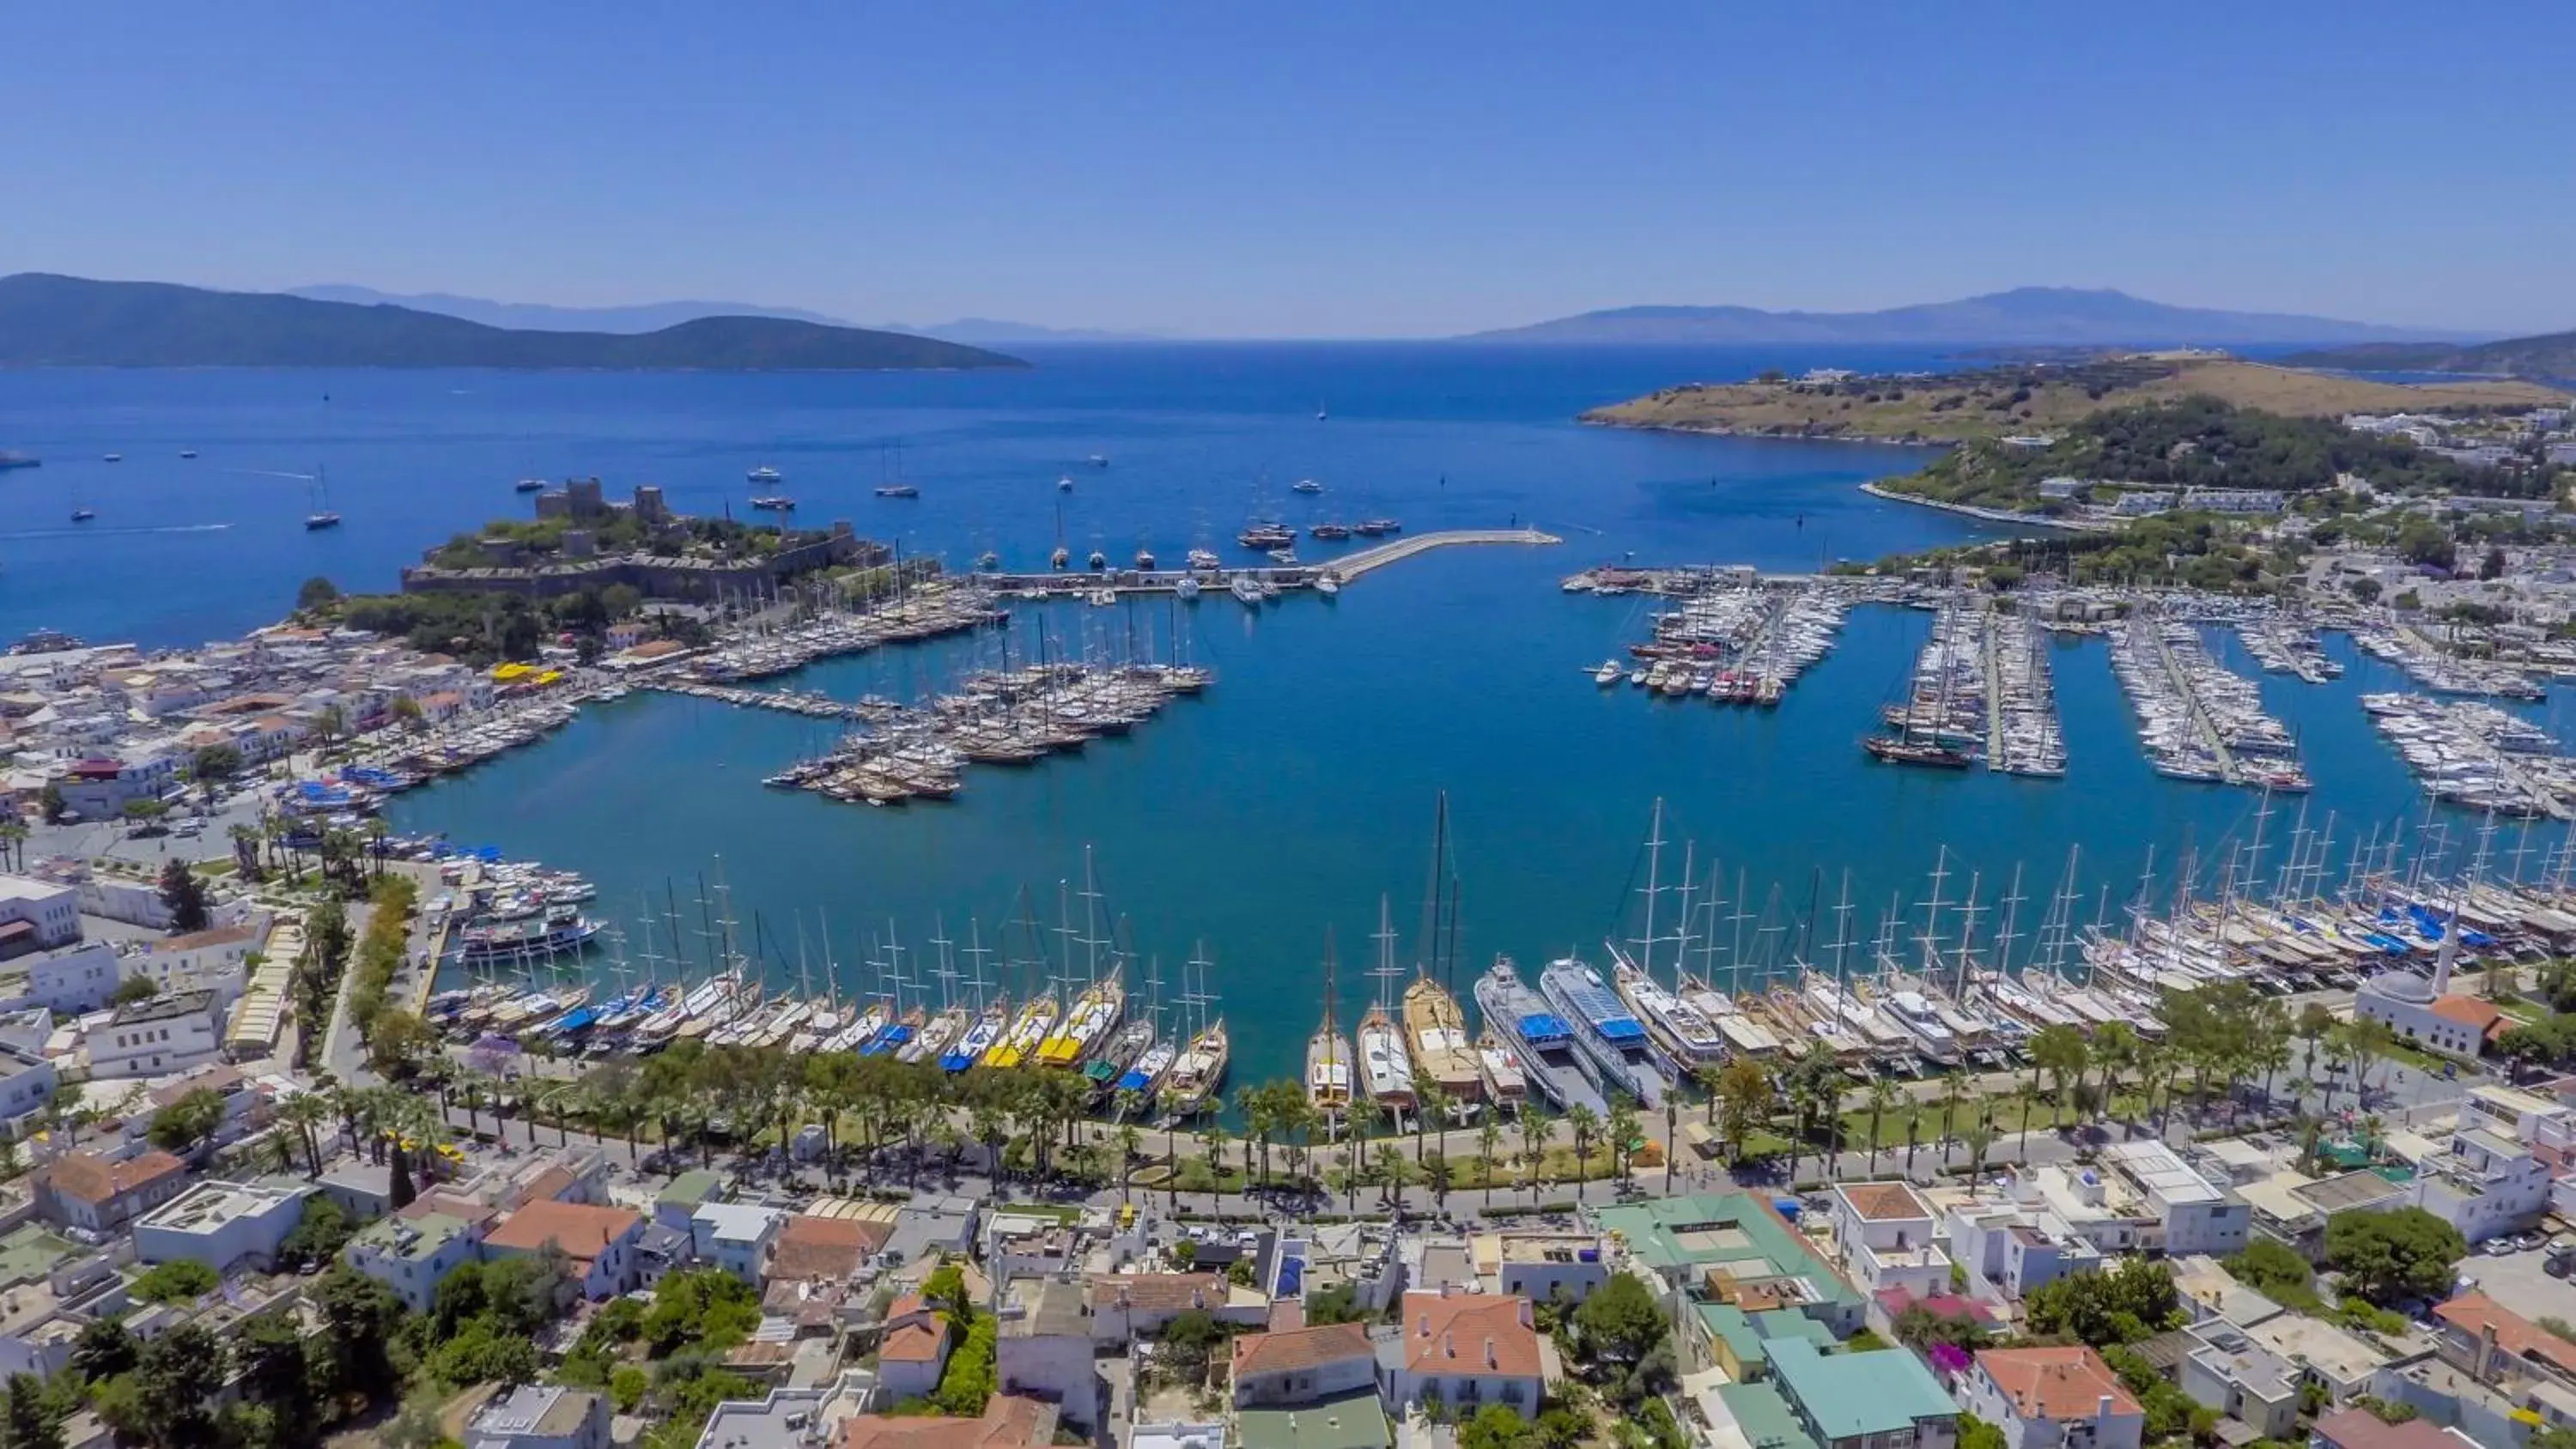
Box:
left=1578, top=415, right=1952, bottom=447
left=1857, top=481, right=2114, bottom=533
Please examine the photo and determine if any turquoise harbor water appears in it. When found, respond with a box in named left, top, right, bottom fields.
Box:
left=4, top=346, right=2568, bottom=1088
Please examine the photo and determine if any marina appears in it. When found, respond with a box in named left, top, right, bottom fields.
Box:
left=2364, top=692, right=2576, bottom=819
left=1579, top=572, right=1857, bottom=705
left=2106, top=608, right=2311, bottom=791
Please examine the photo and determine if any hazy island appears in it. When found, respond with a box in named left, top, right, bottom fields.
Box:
left=1580, top=353, right=2565, bottom=446
left=2281, top=326, right=2576, bottom=385
left=0, top=273, right=1026, bottom=370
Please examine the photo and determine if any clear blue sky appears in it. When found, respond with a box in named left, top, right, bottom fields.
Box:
left=8, top=3, right=2569, bottom=338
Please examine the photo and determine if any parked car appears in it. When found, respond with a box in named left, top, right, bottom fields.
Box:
left=2483, top=1237, right=2518, bottom=1257
left=2516, top=1230, right=2549, bottom=1252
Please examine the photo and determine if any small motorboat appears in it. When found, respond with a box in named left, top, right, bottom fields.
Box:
left=70, top=508, right=95, bottom=523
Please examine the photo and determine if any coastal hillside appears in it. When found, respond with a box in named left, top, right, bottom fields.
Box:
left=2281, top=328, right=2576, bottom=385
left=1878, top=396, right=2500, bottom=515
left=1582, top=355, right=2566, bottom=446
left=1473, top=287, right=2466, bottom=347
left=0, top=274, right=1026, bottom=370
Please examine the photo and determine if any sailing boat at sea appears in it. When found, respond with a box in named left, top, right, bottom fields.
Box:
left=1305, top=931, right=1354, bottom=1131
left=304, top=465, right=343, bottom=530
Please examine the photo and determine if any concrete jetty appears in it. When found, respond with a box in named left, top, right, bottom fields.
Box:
left=1327, top=527, right=1561, bottom=578
left=976, top=528, right=1561, bottom=597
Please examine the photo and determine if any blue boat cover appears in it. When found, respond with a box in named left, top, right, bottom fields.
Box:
left=939, top=1052, right=976, bottom=1072
left=1115, top=1070, right=1151, bottom=1091
left=1518, top=1012, right=1572, bottom=1045
left=1598, top=1016, right=1648, bottom=1042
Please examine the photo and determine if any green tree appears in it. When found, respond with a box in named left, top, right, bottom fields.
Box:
left=106, top=975, right=161, bottom=1009
left=2024, top=1257, right=2180, bottom=1347
left=1460, top=1405, right=1540, bottom=1449
left=156, top=858, right=210, bottom=932
left=131, top=1259, right=219, bottom=1304
left=1572, top=1272, right=1668, bottom=1367
left=68, top=1318, right=137, bottom=1381
left=0, top=1371, right=68, bottom=1449
left=2327, top=1208, right=2469, bottom=1307
left=146, top=1087, right=228, bottom=1156
left=121, top=1322, right=228, bottom=1448
left=296, top=577, right=343, bottom=612
left=1717, top=1058, right=1771, bottom=1163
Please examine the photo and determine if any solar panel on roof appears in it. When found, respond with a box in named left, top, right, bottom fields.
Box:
left=1519, top=1013, right=1571, bottom=1044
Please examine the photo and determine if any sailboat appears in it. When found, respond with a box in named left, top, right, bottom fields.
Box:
left=1607, top=801, right=1728, bottom=1076
left=1398, top=803, right=1485, bottom=1115
left=1051, top=502, right=1072, bottom=572
left=304, top=465, right=343, bottom=530
left=1156, top=944, right=1228, bottom=1118
left=1305, top=931, right=1354, bottom=1130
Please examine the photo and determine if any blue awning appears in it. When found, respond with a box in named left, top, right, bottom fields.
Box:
left=1518, top=1012, right=1572, bottom=1045
left=1599, top=1017, right=1648, bottom=1043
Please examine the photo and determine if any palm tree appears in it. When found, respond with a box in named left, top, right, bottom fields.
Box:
left=1938, top=1070, right=1967, bottom=1162
left=280, top=1092, right=331, bottom=1176
left=1425, top=1149, right=1453, bottom=1215
left=2343, top=1017, right=2399, bottom=1106
left=1410, top=1068, right=1437, bottom=1166
left=1963, top=1124, right=1996, bottom=1196
left=2029, top=1024, right=2088, bottom=1131
left=2091, top=1022, right=2139, bottom=1123
left=1564, top=1103, right=1601, bottom=1200
left=1478, top=1116, right=1504, bottom=1207
left=1370, top=1142, right=1406, bottom=1207
left=1236, top=1085, right=1274, bottom=1192
left=1606, top=1101, right=1640, bottom=1188
left=1117, top=1122, right=1142, bottom=1203
left=1521, top=1112, right=1555, bottom=1196
left=1862, top=1078, right=1900, bottom=1177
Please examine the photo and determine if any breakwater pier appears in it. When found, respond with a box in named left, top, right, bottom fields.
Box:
left=972, top=527, right=1561, bottom=597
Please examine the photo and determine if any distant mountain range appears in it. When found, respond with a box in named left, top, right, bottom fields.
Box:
left=294, top=286, right=1163, bottom=343
left=1467, top=287, right=2476, bottom=348
left=2281, top=330, right=2576, bottom=385
left=884, top=317, right=1170, bottom=343
left=289, top=284, right=855, bottom=334
left=0, top=275, right=1024, bottom=370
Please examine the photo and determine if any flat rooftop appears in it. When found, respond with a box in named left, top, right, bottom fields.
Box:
left=2106, top=1141, right=2225, bottom=1206
left=139, top=1180, right=307, bottom=1237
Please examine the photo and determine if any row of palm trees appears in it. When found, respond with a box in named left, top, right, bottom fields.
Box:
left=1690, top=979, right=2410, bottom=1185
left=318, top=974, right=2415, bottom=1208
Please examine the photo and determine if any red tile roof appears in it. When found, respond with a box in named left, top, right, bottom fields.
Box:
left=2437, top=1291, right=2576, bottom=1379
left=1838, top=1181, right=1934, bottom=1222
left=483, top=1199, right=640, bottom=1267
left=881, top=1294, right=950, bottom=1364
left=1398, top=1291, right=1541, bottom=1379
left=2313, top=1409, right=2464, bottom=1449
left=839, top=1395, right=1054, bottom=1449
left=1977, top=1347, right=2142, bottom=1422
left=2430, top=996, right=2506, bottom=1040
left=773, top=1214, right=890, bottom=1282
left=1231, top=1321, right=1374, bottom=1381
left=43, top=1149, right=185, bottom=1207
left=1088, top=1272, right=1228, bottom=1313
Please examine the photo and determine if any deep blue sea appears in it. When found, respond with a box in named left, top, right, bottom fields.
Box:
left=3, top=345, right=2562, bottom=1087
